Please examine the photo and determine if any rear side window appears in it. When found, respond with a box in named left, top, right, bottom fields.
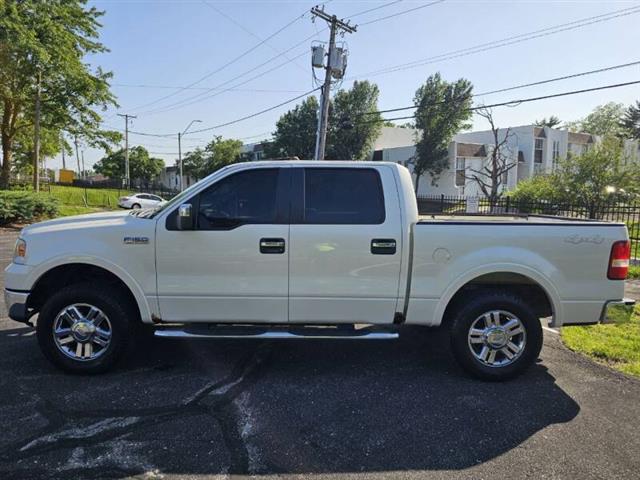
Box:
left=303, top=168, right=385, bottom=224
left=197, top=168, right=279, bottom=229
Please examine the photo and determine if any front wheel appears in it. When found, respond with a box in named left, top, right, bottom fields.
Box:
left=449, top=289, right=543, bottom=381
left=36, top=284, right=135, bottom=374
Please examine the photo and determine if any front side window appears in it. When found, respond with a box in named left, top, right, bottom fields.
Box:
left=303, top=168, right=385, bottom=224
left=197, top=169, right=279, bottom=229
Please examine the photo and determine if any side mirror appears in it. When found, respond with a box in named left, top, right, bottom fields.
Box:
left=177, top=203, right=194, bottom=230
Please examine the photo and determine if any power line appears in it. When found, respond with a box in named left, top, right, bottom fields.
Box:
left=361, top=60, right=640, bottom=116
left=126, top=8, right=308, bottom=112
left=139, top=48, right=311, bottom=115
left=201, top=0, right=308, bottom=74
left=358, top=0, right=445, bottom=26
left=347, top=0, right=404, bottom=19
left=186, top=87, right=321, bottom=135
left=112, top=84, right=308, bottom=93
left=349, top=5, right=640, bottom=80
left=360, top=80, right=640, bottom=125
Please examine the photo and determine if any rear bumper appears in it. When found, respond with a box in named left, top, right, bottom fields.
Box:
left=600, top=298, right=636, bottom=324
left=4, top=288, right=30, bottom=323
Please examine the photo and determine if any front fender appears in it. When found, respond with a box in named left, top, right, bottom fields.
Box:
left=26, top=255, right=154, bottom=323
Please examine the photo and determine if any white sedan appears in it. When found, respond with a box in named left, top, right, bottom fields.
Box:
left=118, top=193, right=166, bottom=209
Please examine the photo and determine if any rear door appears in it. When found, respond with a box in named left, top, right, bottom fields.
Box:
left=288, top=166, right=403, bottom=324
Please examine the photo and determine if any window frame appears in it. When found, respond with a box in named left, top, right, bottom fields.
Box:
left=165, top=167, right=290, bottom=231
left=290, top=167, right=386, bottom=225
left=534, top=138, right=544, bottom=164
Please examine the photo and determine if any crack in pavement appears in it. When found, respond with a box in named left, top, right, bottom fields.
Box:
left=0, top=343, right=273, bottom=478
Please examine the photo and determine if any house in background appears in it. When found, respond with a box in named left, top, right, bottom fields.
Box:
left=375, top=124, right=640, bottom=197
left=158, top=166, right=195, bottom=191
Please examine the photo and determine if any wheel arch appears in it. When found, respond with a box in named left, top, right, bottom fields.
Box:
left=28, top=260, right=152, bottom=324
left=437, top=264, right=561, bottom=327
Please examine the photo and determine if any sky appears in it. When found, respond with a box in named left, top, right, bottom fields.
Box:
left=54, top=0, right=640, bottom=172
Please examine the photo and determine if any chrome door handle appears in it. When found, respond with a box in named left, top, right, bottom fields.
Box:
left=371, top=239, right=396, bottom=255
left=260, top=238, right=285, bottom=254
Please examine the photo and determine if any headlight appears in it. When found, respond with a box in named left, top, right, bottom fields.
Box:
left=14, top=238, right=26, bottom=263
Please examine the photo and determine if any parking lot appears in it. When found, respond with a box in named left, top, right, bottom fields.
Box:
left=1, top=227, right=639, bottom=479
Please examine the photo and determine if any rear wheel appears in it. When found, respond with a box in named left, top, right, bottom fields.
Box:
left=36, top=283, right=135, bottom=374
left=449, top=289, right=543, bottom=381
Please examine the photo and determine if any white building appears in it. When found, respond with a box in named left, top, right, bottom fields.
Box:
left=158, top=166, right=195, bottom=191
left=376, top=125, right=640, bottom=197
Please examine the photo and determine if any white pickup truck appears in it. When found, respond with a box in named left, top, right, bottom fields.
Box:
left=4, top=161, right=635, bottom=379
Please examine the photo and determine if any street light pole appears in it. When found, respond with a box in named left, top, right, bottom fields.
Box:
left=178, top=120, right=202, bottom=191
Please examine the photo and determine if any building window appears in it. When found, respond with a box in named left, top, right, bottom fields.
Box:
left=552, top=140, right=560, bottom=169
left=455, top=157, right=465, bottom=187
left=534, top=138, right=544, bottom=164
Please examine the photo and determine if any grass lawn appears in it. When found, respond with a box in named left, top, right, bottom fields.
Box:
left=57, top=205, right=111, bottom=217
left=628, top=264, right=640, bottom=280
left=44, top=184, right=132, bottom=209
left=562, top=305, right=640, bottom=377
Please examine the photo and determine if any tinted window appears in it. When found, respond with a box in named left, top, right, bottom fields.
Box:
left=197, top=169, right=279, bottom=229
left=303, top=168, right=385, bottom=224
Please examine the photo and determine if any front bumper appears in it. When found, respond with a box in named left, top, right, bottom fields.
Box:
left=601, top=298, right=636, bottom=324
left=4, top=289, right=30, bottom=323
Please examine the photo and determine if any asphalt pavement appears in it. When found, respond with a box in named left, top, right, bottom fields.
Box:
left=1, top=227, right=639, bottom=479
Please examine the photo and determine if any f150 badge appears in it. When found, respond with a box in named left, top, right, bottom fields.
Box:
left=123, top=236, right=149, bottom=245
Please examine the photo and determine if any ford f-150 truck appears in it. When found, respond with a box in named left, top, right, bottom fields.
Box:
left=4, top=161, right=635, bottom=380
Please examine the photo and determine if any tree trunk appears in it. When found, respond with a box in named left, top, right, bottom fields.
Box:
left=1, top=99, right=18, bottom=190
left=1, top=132, right=12, bottom=189
left=414, top=173, right=421, bottom=195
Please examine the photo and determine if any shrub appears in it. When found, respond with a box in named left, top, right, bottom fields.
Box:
left=0, top=191, right=59, bottom=226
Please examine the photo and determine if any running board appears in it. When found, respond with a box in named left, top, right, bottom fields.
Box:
left=154, top=324, right=399, bottom=340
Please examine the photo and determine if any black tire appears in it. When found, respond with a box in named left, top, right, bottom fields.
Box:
left=449, top=289, right=543, bottom=381
left=131, top=203, right=141, bottom=209
left=36, top=283, right=135, bottom=374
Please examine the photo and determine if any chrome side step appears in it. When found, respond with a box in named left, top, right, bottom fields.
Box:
left=154, top=324, right=399, bottom=340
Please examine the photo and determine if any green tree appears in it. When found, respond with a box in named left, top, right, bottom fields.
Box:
left=511, top=136, right=640, bottom=218
left=326, top=80, right=383, bottom=160
left=94, top=146, right=164, bottom=181
left=535, top=116, right=562, bottom=128
left=622, top=100, right=640, bottom=140
left=413, top=73, right=473, bottom=193
left=180, top=136, right=242, bottom=179
left=267, top=81, right=384, bottom=160
left=565, top=102, right=626, bottom=137
left=0, top=0, right=119, bottom=188
left=266, top=96, right=318, bottom=159
left=203, top=136, right=243, bottom=173
left=180, top=147, right=208, bottom=181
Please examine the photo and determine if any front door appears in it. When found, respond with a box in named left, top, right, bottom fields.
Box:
left=288, top=166, right=403, bottom=324
left=155, top=167, right=290, bottom=323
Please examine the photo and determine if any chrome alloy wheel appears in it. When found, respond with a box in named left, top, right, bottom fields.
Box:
left=467, top=310, right=527, bottom=367
left=52, top=304, right=112, bottom=361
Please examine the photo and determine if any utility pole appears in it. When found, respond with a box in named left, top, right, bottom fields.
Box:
left=117, top=113, right=136, bottom=188
left=81, top=150, right=85, bottom=178
left=74, top=136, right=81, bottom=177
left=178, top=132, right=182, bottom=191
left=32, top=69, right=42, bottom=191
left=311, top=6, right=356, bottom=160
left=61, top=133, right=66, bottom=170
left=178, top=119, right=202, bottom=191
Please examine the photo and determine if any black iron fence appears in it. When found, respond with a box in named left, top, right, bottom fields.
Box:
left=417, top=194, right=640, bottom=259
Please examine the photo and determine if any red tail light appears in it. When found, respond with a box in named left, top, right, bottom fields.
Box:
left=608, top=240, right=631, bottom=280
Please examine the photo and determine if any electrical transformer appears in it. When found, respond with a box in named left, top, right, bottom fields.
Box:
left=311, top=45, right=325, bottom=69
